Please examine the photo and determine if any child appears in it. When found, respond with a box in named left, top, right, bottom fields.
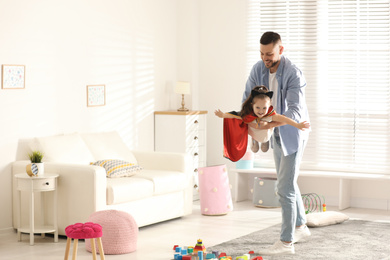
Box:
left=215, top=85, right=310, bottom=162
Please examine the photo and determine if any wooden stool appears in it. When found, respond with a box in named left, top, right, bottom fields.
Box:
left=64, top=222, right=105, bottom=260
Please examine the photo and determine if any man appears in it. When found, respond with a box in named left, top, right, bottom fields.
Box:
left=243, top=31, right=311, bottom=255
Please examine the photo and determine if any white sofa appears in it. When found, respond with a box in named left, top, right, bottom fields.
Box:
left=12, top=131, right=193, bottom=236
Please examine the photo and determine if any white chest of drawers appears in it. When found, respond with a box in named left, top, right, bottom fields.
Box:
left=154, top=110, right=208, bottom=198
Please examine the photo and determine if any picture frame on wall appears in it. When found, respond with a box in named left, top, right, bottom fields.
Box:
left=2, top=64, right=25, bottom=89
left=87, top=85, right=106, bottom=107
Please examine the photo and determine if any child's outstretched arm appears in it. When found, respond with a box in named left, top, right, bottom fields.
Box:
left=272, top=114, right=310, bottom=130
left=214, top=109, right=242, bottom=119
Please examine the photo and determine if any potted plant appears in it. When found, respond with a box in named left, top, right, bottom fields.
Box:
left=28, top=151, right=44, bottom=176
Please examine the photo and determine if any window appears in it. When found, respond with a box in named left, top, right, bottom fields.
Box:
left=247, top=0, right=390, bottom=174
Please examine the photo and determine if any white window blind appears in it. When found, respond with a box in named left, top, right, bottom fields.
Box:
left=247, top=0, right=390, bottom=174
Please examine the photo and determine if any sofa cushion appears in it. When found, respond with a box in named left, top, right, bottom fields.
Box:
left=107, top=177, right=154, bottom=205
left=136, top=169, right=189, bottom=195
left=81, top=132, right=138, bottom=165
left=91, top=159, right=142, bottom=178
left=35, top=133, right=95, bottom=164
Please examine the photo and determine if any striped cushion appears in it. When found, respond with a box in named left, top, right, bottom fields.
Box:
left=91, top=159, right=142, bottom=178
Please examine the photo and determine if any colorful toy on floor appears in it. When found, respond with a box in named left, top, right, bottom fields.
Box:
left=194, top=239, right=207, bottom=253
left=302, top=193, right=326, bottom=213
left=172, top=239, right=265, bottom=260
left=206, top=253, right=216, bottom=259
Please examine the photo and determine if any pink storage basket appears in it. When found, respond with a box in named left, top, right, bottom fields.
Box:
left=198, top=164, right=233, bottom=215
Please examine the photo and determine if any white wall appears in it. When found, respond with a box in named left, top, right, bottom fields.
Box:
left=199, top=0, right=247, bottom=169
left=0, top=0, right=184, bottom=232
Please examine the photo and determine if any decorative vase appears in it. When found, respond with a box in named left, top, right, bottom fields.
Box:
left=35, top=163, right=44, bottom=176
left=26, top=163, right=44, bottom=177
left=26, top=163, right=38, bottom=177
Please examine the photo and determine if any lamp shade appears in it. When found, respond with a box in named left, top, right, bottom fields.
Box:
left=175, top=81, right=191, bottom=95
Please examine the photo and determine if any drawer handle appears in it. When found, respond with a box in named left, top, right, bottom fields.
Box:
left=194, top=120, right=198, bottom=124
left=194, top=168, right=198, bottom=172
left=194, top=153, right=198, bottom=156
left=194, top=136, right=198, bottom=140
left=45, top=182, right=50, bottom=185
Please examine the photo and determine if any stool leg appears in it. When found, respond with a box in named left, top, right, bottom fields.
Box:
left=72, top=239, right=78, bottom=260
left=64, top=237, right=71, bottom=260
left=97, top=237, right=105, bottom=260
left=90, top=238, right=97, bottom=260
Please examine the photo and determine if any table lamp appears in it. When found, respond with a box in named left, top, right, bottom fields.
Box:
left=175, top=81, right=191, bottom=111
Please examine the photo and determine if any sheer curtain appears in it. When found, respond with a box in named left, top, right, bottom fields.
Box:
left=247, top=0, right=390, bottom=174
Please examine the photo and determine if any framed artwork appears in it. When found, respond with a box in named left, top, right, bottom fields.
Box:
left=87, top=85, right=106, bottom=107
left=2, top=65, right=25, bottom=89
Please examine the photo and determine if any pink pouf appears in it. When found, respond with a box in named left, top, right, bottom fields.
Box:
left=198, top=164, right=233, bottom=215
left=85, top=210, right=138, bottom=255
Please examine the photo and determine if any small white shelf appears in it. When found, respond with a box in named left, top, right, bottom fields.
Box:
left=15, top=173, right=59, bottom=245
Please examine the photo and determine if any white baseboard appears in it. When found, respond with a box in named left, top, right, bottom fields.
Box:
left=350, top=198, right=389, bottom=211
left=0, top=227, right=14, bottom=234
left=307, top=196, right=389, bottom=211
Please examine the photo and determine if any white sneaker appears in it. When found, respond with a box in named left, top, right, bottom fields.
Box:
left=293, top=225, right=311, bottom=243
left=257, top=240, right=295, bottom=255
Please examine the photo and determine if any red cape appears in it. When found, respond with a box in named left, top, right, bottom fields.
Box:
left=223, top=107, right=275, bottom=162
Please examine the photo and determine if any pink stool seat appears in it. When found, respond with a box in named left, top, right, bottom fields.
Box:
left=64, top=222, right=105, bottom=260
left=65, top=222, right=103, bottom=239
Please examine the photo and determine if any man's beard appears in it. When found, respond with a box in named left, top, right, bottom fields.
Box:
left=266, top=60, right=279, bottom=69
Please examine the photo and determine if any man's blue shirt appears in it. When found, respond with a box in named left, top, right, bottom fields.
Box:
left=243, top=55, right=310, bottom=156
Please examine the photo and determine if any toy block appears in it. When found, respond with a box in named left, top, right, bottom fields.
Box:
left=248, top=251, right=254, bottom=254
left=173, top=245, right=179, bottom=250
left=250, top=257, right=263, bottom=260
left=198, top=251, right=204, bottom=260
left=194, top=239, right=206, bottom=253
left=205, top=253, right=216, bottom=259
left=175, top=246, right=182, bottom=253
left=182, top=256, right=191, bottom=260
left=236, top=254, right=249, bottom=260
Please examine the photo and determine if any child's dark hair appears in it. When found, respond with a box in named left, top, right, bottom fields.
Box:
left=240, top=86, right=272, bottom=117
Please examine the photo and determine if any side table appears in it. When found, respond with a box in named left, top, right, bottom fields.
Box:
left=15, top=173, right=59, bottom=245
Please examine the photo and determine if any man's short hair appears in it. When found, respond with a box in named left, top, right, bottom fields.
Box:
left=260, top=31, right=282, bottom=45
